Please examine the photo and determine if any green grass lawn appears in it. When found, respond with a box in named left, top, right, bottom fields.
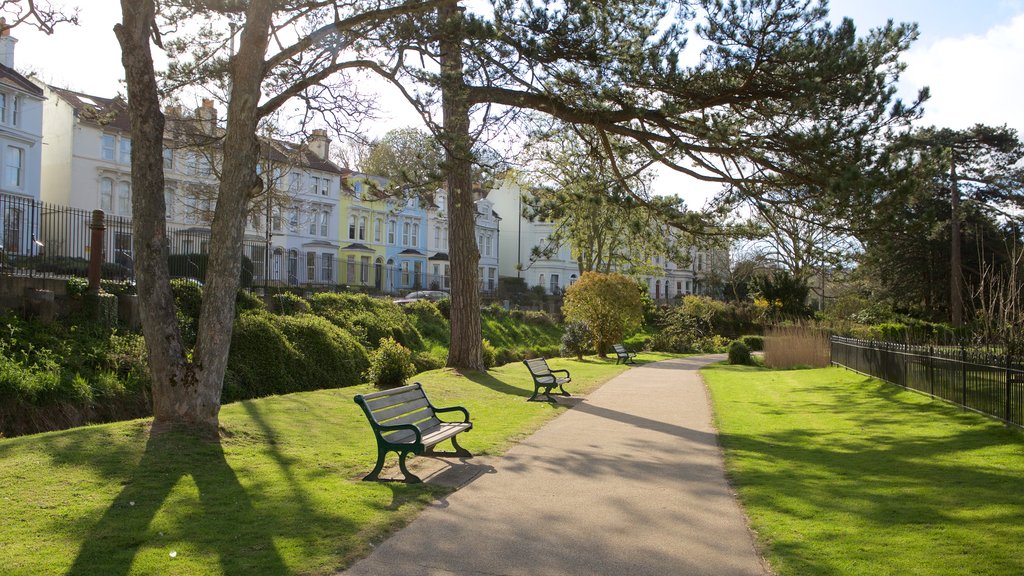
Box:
left=0, top=354, right=665, bottom=576
left=703, top=364, right=1024, bottom=576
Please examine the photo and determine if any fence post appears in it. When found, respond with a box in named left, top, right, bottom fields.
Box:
left=1007, top=352, right=1013, bottom=423
left=928, top=346, right=935, bottom=397
left=961, top=344, right=968, bottom=409
left=87, top=210, right=105, bottom=294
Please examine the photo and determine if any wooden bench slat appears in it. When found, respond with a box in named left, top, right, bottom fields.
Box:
left=364, top=388, right=425, bottom=410
left=371, top=397, right=431, bottom=422
left=421, top=423, right=471, bottom=445
left=358, top=383, right=421, bottom=401
left=381, top=408, right=436, bottom=429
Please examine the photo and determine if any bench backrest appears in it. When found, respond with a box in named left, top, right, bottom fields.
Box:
left=523, top=357, right=552, bottom=377
left=354, top=383, right=441, bottom=444
left=613, top=344, right=628, bottom=355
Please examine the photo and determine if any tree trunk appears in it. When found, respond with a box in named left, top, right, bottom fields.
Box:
left=116, top=1, right=196, bottom=436
left=950, top=154, right=963, bottom=328
left=439, top=1, right=484, bottom=370
left=188, top=0, right=275, bottom=434
left=117, top=1, right=274, bottom=438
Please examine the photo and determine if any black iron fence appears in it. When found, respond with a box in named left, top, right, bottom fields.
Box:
left=831, top=336, right=1024, bottom=427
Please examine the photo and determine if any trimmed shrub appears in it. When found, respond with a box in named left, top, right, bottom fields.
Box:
left=236, top=290, right=265, bottom=313
left=481, top=338, right=497, bottom=369
left=560, top=321, right=592, bottom=360
left=268, top=314, right=369, bottom=391
left=309, top=293, right=423, bottom=350
left=738, top=335, right=764, bottom=352
left=225, top=312, right=302, bottom=400
left=271, top=292, right=310, bottom=316
left=365, top=337, right=416, bottom=388
left=403, top=300, right=449, bottom=345
left=728, top=340, right=753, bottom=365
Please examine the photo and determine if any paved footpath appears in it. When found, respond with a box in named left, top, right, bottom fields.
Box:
left=342, top=356, right=770, bottom=576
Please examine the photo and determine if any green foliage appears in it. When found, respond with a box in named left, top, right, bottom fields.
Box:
left=309, top=292, right=423, bottom=350
left=727, top=340, right=753, bottom=365
left=361, top=128, right=445, bottom=200
left=364, top=337, right=416, bottom=388
left=225, top=311, right=369, bottom=401
left=481, top=307, right=562, bottom=351
left=563, top=272, right=643, bottom=356
left=268, top=314, right=369, bottom=390
left=235, top=290, right=265, bottom=313
left=225, top=312, right=303, bottom=400
left=403, top=299, right=449, bottom=345
left=750, top=270, right=812, bottom=318
left=99, top=280, right=137, bottom=296
left=623, top=331, right=653, bottom=351
left=0, top=314, right=152, bottom=436
left=560, top=321, right=592, bottom=360
left=435, top=296, right=451, bottom=320
left=412, top=349, right=446, bottom=372
left=169, top=278, right=203, bottom=345
left=66, top=277, right=88, bottom=298
left=653, top=295, right=734, bottom=353
left=481, top=338, right=497, bottom=369
left=271, top=292, right=310, bottom=315
left=738, top=335, right=764, bottom=352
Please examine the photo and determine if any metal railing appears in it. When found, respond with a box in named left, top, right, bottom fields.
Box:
left=0, top=193, right=500, bottom=296
left=831, top=336, right=1024, bottom=427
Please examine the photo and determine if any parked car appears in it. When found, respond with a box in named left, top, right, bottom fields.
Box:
left=392, top=290, right=449, bottom=305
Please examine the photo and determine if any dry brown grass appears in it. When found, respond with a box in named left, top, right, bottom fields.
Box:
left=764, top=324, right=831, bottom=368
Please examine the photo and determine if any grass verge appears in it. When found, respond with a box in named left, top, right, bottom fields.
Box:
left=0, top=354, right=660, bottom=576
left=703, top=364, right=1024, bottom=576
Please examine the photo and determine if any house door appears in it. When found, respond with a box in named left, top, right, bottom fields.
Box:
left=374, top=258, right=383, bottom=290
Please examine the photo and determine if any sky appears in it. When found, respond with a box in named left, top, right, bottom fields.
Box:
left=11, top=1, right=1024, bottom=208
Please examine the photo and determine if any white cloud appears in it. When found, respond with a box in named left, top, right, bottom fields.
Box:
left=903, top=13, right=1024, bottom=132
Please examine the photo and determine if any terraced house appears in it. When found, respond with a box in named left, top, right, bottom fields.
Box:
left=338, top=173, right=388, bottom=291
left=0, top=25, right=44, bottom=260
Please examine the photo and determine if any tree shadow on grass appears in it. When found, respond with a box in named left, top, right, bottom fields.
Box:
left=462, top=370, right=531, bottom=399
left=716, top=374, right=1024, bottom=575
left=65, top=431, right=290, bottom=576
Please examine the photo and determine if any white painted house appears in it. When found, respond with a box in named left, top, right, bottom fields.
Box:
left=488, top=177, right=578, bottom=294
left=0, top=26, right=45, bottom=257
left=489, top=176, right=725, bottom=300
left=425, top=188, right=502, bottom=294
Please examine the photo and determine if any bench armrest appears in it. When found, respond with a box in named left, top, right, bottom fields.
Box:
left=432, top=404, right=471, bottom=423
left=375, top=422, right=423, bottom=444
left=550, top=368, right=570, bottom=378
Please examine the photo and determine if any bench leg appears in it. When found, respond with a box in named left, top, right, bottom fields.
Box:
left=362, top=447, right=388, bottom=482
left=449, top=434, right=472, bottom=457
left=397, top=450, right=422, bottom=483
left=557, top=383, right=570, bottom=397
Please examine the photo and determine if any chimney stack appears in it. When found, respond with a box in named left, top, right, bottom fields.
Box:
left=308, top=129, right=331, bottom=161
left=195, top=99, right=217, bottom=135
left=0, top=18, right=17, bottom=69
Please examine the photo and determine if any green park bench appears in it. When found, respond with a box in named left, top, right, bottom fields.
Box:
left=354, top=383, right=472, bottom=483
left=522, top=357, right=572, bottom=402
left=613, top=343, right=637, bottom=365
